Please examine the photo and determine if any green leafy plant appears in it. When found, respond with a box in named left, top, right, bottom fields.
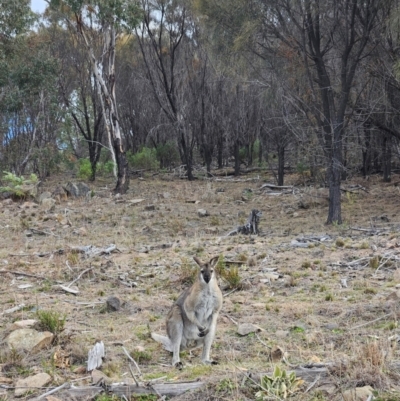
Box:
left=78, top=158, right=92, bottom=180
left=37, top=309, right=66, bottom=336
left=156, top=141, right=180, bottom=168
left=128, top=147, right=160, bottom=170
left=215, top=254, right=242, bottom=289
left=255, top=365, right=304, bottom=400
left=0, top=171, right=38, bottom=198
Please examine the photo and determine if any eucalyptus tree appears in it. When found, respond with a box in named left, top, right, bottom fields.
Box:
left=49, top=22, right=105, bottom=181
left=0, top=0, right=59, bottom=176
left=135, top=0, right=199, bottom=180
left=198, top=0, right=385, bottom=224
left=48, top=0, right=141, bottom=193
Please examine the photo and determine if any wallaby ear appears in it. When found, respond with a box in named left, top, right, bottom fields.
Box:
left=193, top=256, right=203, bottom=267
left=209, top=256, right=219, bottom=267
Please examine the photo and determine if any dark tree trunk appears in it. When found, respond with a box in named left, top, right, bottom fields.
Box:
left=382, top=135, right=391, bottom=182
left=217, top=135, right=223, bottom=169
left=113, top=138, right=129, bottom=194
left=180, top=131, right=194, bottom=181
left=362, top=127, right=372, bottom=178
left=277, top=144, right=285, bottom=186
left=234, top=139, right=240, bottom=176
left=327, top=124, right=343, bottom=224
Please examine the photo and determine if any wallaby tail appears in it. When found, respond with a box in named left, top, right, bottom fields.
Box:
left=151, top=332, right=173, bottom=352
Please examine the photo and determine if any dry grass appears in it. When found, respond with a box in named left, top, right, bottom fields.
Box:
left=0, top=172, right=400, bottom=400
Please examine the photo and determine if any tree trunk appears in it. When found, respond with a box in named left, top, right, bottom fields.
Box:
left=382, top=134, right=391, bottom=182
left=217, top=135, right=223, bottom=169
left=234, top=139, right=240, bottom=176
left=327, top=124, right=342, bottom=224
left=277, top=144, right=285, bottom=186
left=113, top=138, right=129, bottom=193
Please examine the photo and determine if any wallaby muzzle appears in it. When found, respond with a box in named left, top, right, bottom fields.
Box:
left=202, top=272, right=211, bottom=283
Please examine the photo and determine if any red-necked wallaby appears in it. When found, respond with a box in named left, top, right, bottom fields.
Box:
left=151, top=256, right=223, bottom=368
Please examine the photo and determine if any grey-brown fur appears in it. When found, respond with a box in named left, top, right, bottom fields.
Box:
left=151, top=256, right=223, bottom=368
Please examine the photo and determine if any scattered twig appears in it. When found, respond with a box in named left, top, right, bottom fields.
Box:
left=223, top=287, right=239, bottom=297
left=223, top=313, right=238, bottom=326
left=67, top=266, right=95, bottom=287
left=350, top=313, right=392, bottom=330
left=34, top=382, right=70, bottom=400
left=0, top=270, right=46, bottom=279
left=1, top=303, right=26, bottom=315
left=122, top=346, right=142, bottom=378
left=304, top=375, right=320, bottom=393
left=128, top=364, right=140, bottom=386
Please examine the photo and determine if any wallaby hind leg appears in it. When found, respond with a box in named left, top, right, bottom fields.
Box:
left=201, top=315, right=218, bottom=364
left=167, top=306, right=184, bottom=368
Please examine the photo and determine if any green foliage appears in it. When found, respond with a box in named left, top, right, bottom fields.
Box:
left=128, top=147, right=160, bottom=170
left=78, top=158, right=92, bottom=180
left=156, top=141, right=180, bottom=168
left=255, top=365, right=304, bottom=400
left=36, top=309, right=66, bottom=336
left=215, top=255, right=242, bottom=289
left=0, top=171, right=38, bottom=198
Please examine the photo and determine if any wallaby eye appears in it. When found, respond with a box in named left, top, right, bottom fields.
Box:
left=201, top=269, right=204, bottom=273
left=211, top=269, right=214, bottom=273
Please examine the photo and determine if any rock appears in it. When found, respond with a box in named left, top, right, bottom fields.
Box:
left=6, top=329, right=54, bottom=353
left=106, top=296, right=121, bottom=312
left=77, top=227, right=88, bottom=236
left=237, top=323, right=263, bottom=336
left=15, top=372, right=52, bottom=397
left=41, top=198, right=56, bottom=212
left=144, top=205, right=155, bottom=211
left=38, top=191, right=52, bottom=203
left=63, top=182, right=90, bottom=198
left=162, top=192, right=171, bottom=199
left=91, top=369, right=111, bottom=385
left=198, top=209, right=209, bottom=217
left=10, top=319, right=37, bottom=330
left=343, top=386, right=374, bottom=401
left=386, top=290, right=400, bottom=301
left=52, top=186, right=68, bottom=202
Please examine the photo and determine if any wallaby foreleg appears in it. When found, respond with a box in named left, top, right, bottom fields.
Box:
left=185, top=310, right=209, bottom=337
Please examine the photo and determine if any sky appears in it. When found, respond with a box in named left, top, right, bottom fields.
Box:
left=31, top=0, right=47, bottom=13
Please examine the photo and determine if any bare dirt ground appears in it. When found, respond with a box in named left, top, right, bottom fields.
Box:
left=1, top=171, right=400, bottom=401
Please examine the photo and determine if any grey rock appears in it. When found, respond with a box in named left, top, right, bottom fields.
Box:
left=63, top=182, right=90, bottom=198
left=38, top=191, right=52, bottom=203
left=198, top=209, right=209, bottom=217
left=15, top=372, right=52, bottom=397
left=237, top=323, right=262, bottom=336
left=40, top=198, right=56, bottom=212
left=106, top=296, right=121, bottom=312
left=343, top=386, right=373, bottom=401
left=6, top=329, right=53, bottom=353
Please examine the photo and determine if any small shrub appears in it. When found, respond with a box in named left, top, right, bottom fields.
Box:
left=335, top=238, right=345, bottom=247
left=156, top=141, right=180, bottom=168
left=179, top=257, right=197, bottom=284
left=78, top=158, right=92, bottom=180
left=37, top=309, right=66, bottom=336
left=0, top=171, right=38, bottom=198
left=130, top=349, right=152, bottom=364
left=128, top=147, right=159, bottom=170
left=370, top=256, right=380, bottom=269
left=255, top=365, right=304, bottom=400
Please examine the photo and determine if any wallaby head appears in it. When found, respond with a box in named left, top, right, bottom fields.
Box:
left=193, top=256, right=219, bottom=284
